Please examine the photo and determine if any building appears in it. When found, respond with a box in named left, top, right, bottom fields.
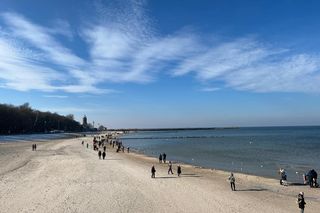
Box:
left=82, top=115, right=88, bottom=127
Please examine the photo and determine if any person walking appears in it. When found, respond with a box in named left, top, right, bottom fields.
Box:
left=297, top=192, right=306, bottom=213
left=127, top=147, right=130, bottom=153
left=163, top=153, right=167, bottom=163
left=151, top=165, right=156, bottom=178
left=87, top=143, right=89, bottom=148
left=177, top=165, right=182, bottom=177
left=159, top=154, right=162, bottom=163
left=228, top=173, right=236, bottom=191
left=102, top=151, right=106, bottom=160
left=279, top=168, right=287, bottom=185
left=98, top=150, right=102, bottom=159
left=168, top=161, right=174, bottom=174
left=103, top=146, right=106, bottom=152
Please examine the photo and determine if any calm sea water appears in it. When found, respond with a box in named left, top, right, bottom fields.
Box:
left=0, top=132, right=83, bottom=143
left=121, top=126, right=320, bottom=182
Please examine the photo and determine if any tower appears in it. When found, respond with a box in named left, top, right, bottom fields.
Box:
left=83, top=115, right=88, bottom=127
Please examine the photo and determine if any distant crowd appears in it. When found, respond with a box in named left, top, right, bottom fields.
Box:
left=81, top=133, right=133, bottom=162
left=80, top=133, right=318, bottom=213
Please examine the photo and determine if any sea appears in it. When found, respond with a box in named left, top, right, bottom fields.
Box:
left=120, top=126, right=320, bottom=182
left=0, top=132, right=84, bottom=143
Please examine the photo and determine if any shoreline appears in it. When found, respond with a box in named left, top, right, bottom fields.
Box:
left=127, top=148, right=315, bottom=185
left=121, top=148, right=308, bottom=192
left=119, top=127, right=320, bottom=183
left=0, top=137, right=319, bottom=212
left=106, top=141, right=319, bottom=201
left=128, top=147, right=281, bottom=181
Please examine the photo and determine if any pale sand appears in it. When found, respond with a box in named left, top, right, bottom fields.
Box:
left=0, top=137, right=319, bottom=213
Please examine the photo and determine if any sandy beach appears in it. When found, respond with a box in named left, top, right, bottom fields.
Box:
left=0, top=137, right=319, bottom=213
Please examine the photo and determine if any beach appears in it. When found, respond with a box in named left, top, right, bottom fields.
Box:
left=0, top=137, right=319, bottom=213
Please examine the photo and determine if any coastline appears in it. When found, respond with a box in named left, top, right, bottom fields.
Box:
left=0, top=137, right=319, bottom=213
left=122, top=148, right=316, bottom=195
left=119, top=127, right=320, bottom=183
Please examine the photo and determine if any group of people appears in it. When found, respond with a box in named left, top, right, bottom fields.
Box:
left=279, top=167, right=318, bottom=188
left=98, top=150, right=107, bottom=160
left=230, top=170, right=307, bottom=212
left=85, top=134, right=132, bottom=160
left=82, top=136, right=108, bottom=160
left=303, top=169, right=318, bottom=188
left=82, top=133, right=312, bottom=212
left=278, top=167, right=319, bottom=212
left=152, top=153, right=181, bottom=178
left=31, top=144, right=37, bottom=151
left=158, top=153, right=167, bottom=163
left=151, top=163, right=182, bottom=178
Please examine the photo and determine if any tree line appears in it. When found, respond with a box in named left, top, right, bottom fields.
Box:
left=0, top=103, right=83, bottom=135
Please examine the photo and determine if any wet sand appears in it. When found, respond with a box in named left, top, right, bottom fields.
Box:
left=0, top=137, right=319, bottom=213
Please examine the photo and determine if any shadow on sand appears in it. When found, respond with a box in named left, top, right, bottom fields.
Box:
left=287, top=182, right=306, bottom=186
left=236, top=188, right=267, bottom=192
left=156, top=176, right=178, bottom=179
left=155, top=174, right=202, bottom=179
left=181, top=174, right=202, bottom=178
left=105, top=158, right=123, bottom=161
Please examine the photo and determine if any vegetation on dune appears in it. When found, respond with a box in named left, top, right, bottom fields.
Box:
left=0, top=103, right=82, bottom=135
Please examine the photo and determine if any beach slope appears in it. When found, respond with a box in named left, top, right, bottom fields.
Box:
left=0, top=138, right=319, bottom=213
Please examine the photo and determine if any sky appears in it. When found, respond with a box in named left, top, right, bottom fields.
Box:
left=0, top=0, right=320, bottom=128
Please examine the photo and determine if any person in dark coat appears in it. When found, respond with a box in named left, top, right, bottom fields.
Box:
left=98, top=150, right=102, bottom=159
left=162, top=153, right=167, bottom=163
left=168, top=161, right=174, bottom=174
left=177, top=165, right=182, bottom=177
left=127, top=147, right=130, bottom=153
left=87, top=143, right=89, bottom=148
left=297, top=192, right=306, bottom=213
left=307, top=169, right=318, bottom=188
left=34, top=144, right=37, bottom=151
left=103, top=146, right=106, bottom=152
left=159, top=154, right=162, bottom=163
left=151, top=165, right=156, bottom=178
left=102, top=151, right=106, bottom=160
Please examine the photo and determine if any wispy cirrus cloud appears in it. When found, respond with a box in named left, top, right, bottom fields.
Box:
left=43, top=95, right=68, bottom=99
left=0, top=0, right=320, bottom=94
left=200, top=87, right=221, bottom=92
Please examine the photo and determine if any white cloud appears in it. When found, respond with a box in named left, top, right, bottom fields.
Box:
left=49, top=19, right=74, bottom=39
left=201, top=87, right=220, bottom=92
left=0, top=0, right=320, bottom=95
left=2, top=13, right=85, bottom=68
left=0, top=37, right=63, bottom=91
left=43, top=95, right=68, bottom=98
left=225, top=54, right=320, bottom=93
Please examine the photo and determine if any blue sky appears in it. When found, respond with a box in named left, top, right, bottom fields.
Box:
left=0, top=0, right=320, bottom=128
